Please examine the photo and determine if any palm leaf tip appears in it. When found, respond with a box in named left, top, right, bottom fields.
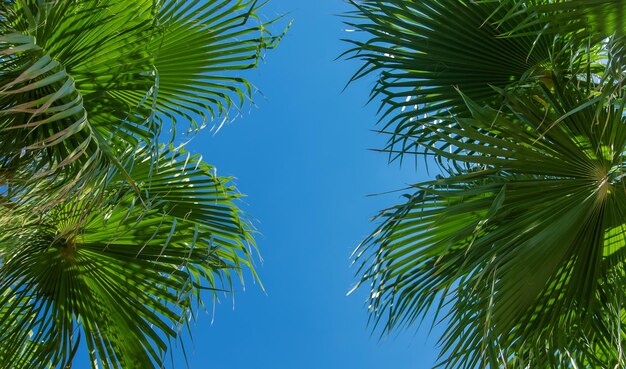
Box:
left=148, top=0, right=289, bottom=135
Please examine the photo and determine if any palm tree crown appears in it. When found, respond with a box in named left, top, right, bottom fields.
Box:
left=0, top=0, right=286, bottom=368
left=345, top=1, right=626, bottom=367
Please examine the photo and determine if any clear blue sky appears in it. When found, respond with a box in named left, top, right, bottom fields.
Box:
left=73, top=1, right=443, bottom=368
left=170, top=1, right=443, bottom=368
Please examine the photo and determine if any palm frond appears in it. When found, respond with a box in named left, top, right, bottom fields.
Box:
left=497, top=0, right=626, bottom=41
left=0, top=0, right=283, bottom=367
left=0, top=0, right=155, bottom=207
left=343, top=0, right=560, bottom=158
left=353, top=80, right=626, bottom=368
left=0, top=145, right=256, bottom=369
left=146, top=0, right=288, bottom=135
left=0, top=0, right=284, bottom=209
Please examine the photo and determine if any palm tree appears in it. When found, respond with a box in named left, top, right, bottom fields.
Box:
left=345, top=1, right=626, bottom=368
left=0, top=0, right=285, bottom=368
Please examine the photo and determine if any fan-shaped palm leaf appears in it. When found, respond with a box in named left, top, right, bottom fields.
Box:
left=0, top=0, right=283, bottom=208
left=148, top=0, right=286, bottom=131
left=346, top=0, right=626, bottom=367
left=0, top=145, right=255, bottom=369
left=342, top=0, right=562, bottom=157
left=353, top=77, right=626, bottom=367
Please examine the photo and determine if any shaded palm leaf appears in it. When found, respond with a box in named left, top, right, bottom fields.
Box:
left=343, top=0, right=560, bottom=158
left=0, top=0, right=156, bottom=206
left=353, top=79, right=626, bottom=368
left=498, top=0, right=626, bottom=41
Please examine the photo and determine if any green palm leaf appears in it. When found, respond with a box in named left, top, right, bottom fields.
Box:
left=1, top=0, right=155, bottom=206
left=497, top=0, right=626, bottom=76
left=147, top=0, right=287, bottom=132
left=0, top=0, right=284, bottom=367
left=498, top=0, right=626, bottom=41
left=0, top=145, right=256, bottom=369
left=353, top=78, right=626, bottom=368
left=345, top=0, right=626, bottom=367
left=343, top=0, right=558, bottom=157
left=0, top=0, right=283, bottom=208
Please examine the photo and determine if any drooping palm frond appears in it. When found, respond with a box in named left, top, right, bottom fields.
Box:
left=353, top=77, right=626, bottom=368
left=0, top=145, right=256, bottom=369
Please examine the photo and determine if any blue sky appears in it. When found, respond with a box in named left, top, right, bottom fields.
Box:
left=64, top=0, right=443, bottom=367
left=167, top=1, right=443, bottom=368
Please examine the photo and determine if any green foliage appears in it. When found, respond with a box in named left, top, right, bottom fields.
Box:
left=346, top=0, right=626, bottom=367
left=0, top=0, right=282, bottom=208
left=0, top=0, right=285, bottom=368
